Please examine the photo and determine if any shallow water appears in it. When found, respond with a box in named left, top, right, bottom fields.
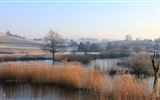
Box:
left=0, top=77, right=158, bottom=100
left=0, top=83, right=101, bottom=100
left=12, top=58, right=125, bottom=70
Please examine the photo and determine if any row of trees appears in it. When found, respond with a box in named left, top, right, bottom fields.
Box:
left=125, top=34, right=160, bottom=44
left=6, top=31, right=26, bottom=39
left=105, top=42, right=130, bottom=56
left=77, top=42, right=100, bottom=55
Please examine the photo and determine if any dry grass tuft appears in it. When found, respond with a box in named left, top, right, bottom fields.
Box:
left=112, top=74, right=149, bottom=100
left=54, top=62, right=83, bottom=88
left=85, top=68, right=108, bottom=92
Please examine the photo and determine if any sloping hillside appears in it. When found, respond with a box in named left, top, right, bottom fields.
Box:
left=0, top=32, right=5, bottom=37
left=0, top=33, right=43, bottom=49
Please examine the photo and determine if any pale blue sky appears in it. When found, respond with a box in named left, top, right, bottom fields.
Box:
left=0, top=1, right=160, bottom=40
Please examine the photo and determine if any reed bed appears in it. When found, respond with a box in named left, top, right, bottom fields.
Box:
left=0, top=62, right=152, bottom=99
left=111, top=74, right=149, bottom=100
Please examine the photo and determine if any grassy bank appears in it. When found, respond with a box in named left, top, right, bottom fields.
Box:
left=0, top=54, right=94, bottom=64
left=0, top=54, right=52, bottom=62
left=0, top=62, right=153, bottom=99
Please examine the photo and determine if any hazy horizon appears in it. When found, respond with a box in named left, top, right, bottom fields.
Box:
left=0, top=0, right=160, bottom=40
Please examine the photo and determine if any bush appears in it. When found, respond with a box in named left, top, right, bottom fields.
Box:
left=121, top=53, right=152, bottom=76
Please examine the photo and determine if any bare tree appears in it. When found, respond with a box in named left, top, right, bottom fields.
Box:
left=125, top=34, right=132, bottom=41
left=43, top=29, right=64, bottom=64
left=120, top=44, right=129, bottom=56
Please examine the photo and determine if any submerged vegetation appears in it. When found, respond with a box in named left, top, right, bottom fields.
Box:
left=0, top=62, right=155, bottom=99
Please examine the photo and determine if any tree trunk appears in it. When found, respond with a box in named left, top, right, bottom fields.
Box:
left=153, top=72, right=159, bottom=97
left=52, top=52, right=55, bottom=64
left=152, top=52, right=160, bottom=98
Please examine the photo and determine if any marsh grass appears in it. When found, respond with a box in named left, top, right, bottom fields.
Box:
left=0, top=62, right=153, bottom=99
left=112, top=74, right=149, bottom=100
left=54, top=62, right=83, bottom=88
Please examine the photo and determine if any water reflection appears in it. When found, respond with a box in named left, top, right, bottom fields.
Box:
left=0, top=83, right=102, bottom=100
left=13, top=58, right=124, bottom=69
left=8, top=60, right=60, bottom=66
left=0, top=77, right=159, bottom=99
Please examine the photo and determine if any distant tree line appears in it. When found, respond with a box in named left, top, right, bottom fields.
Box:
left=105, top=42, right=130, bottom=56
left=155, top=38, right=160, bottom=43
left=6, top=31, right=26, bottom=39
left=77, top=42, right=100, bottom=55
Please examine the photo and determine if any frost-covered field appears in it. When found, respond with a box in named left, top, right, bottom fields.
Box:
left=0, top=33, right=42, bottom=49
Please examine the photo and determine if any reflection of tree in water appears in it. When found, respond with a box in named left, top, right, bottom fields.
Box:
left=0, top=83, right=98, bottom=100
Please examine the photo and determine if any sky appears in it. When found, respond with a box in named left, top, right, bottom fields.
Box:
left=0, top=0, right=160, bottom=40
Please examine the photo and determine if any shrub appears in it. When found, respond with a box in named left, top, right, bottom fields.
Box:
left=120, top=53, right=152, bottom=76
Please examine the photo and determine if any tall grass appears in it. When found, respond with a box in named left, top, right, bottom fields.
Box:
left=112, top=74, right=149, bottom=100
left=54, top=62, right=83, bottom=88
left=0, top=62, right=153, bottom=99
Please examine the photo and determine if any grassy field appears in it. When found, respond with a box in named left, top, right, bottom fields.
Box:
left=0, top=62, right=154, bottom=99
left=0, top=54, right=51, bottom=62
left=0, top=33, right=42, bottom=49
left=0, top=48, right=47, bottom=54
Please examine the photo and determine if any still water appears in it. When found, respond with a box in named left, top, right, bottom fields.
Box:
left=0, top=83, right=99, bottom=100
left=0, top=77, right=156, bottom=100
left=13, top=58, right=125, bottom=70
